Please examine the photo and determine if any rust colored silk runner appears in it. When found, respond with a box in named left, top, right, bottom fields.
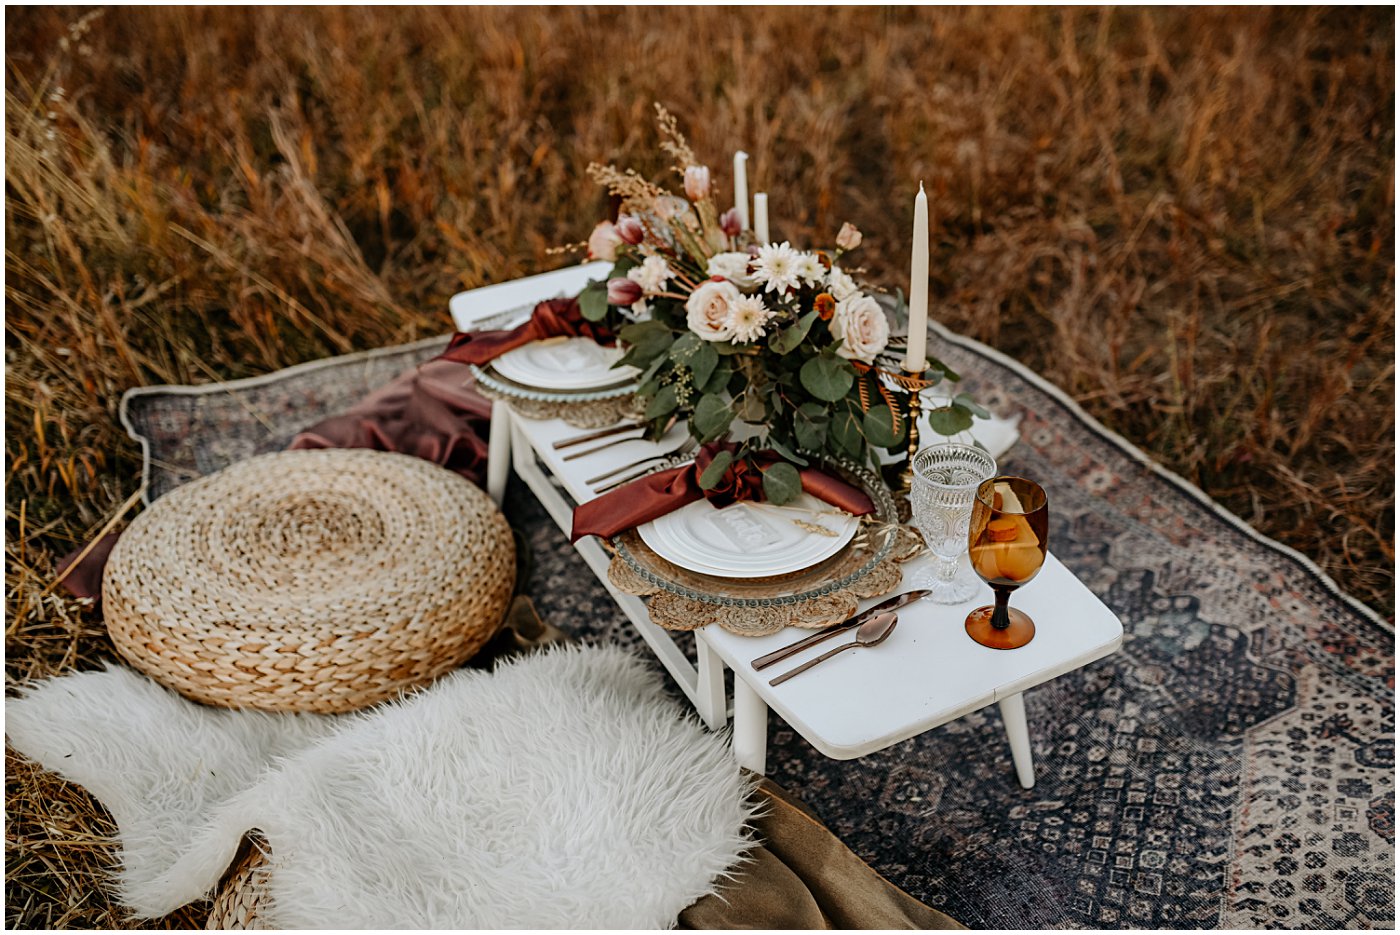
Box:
left=569, top=442, right=875, bottom=543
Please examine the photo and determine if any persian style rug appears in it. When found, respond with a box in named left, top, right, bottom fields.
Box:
left=119, top=323, right=1394, bottom=930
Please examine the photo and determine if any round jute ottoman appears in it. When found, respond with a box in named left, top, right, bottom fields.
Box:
left=103, top=449, right=515, bottom=714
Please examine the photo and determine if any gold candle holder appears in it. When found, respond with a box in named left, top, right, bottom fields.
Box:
left=893, top=361, right=931, bottom=508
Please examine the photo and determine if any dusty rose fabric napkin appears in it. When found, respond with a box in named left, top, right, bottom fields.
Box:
left=438, top=296, right=615, bottom=366
left=288, top=358, right=491, bottom=482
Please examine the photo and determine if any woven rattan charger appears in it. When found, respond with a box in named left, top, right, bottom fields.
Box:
left=103, top=448, right=516, bottom=714
left=605, top=456, right=926, bottom=637
left=469, top=361, right=644, bottom=428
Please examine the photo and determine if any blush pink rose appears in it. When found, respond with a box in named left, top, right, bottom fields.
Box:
left=587, top=220, right=622, bottom=261
left=832, top=294, right=890, bottom=363
left=685, top=279, right=741, bottom=342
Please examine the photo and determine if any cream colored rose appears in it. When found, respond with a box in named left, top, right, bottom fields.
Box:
left=832, top=294, right=890, bottom=363
left=685, top=279, right=741, bottom=341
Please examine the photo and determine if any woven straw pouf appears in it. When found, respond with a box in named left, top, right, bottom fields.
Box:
left=103, top=449, right=515, bottom=714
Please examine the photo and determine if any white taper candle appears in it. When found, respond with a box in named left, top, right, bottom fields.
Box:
left=904, top=182, right=929, bottom=372
left=733, top=152, right=750, bottom=230
left=753, top=193, right=769, bottom=244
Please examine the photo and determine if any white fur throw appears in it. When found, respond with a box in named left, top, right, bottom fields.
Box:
left=6, top=645, right=758, bottom=928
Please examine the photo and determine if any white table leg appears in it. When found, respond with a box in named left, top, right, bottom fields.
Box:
left=486, top=401, right=512, bottom=506
left=998, top=692, right=1035, bottom=789
left=694, top=636, right=727, bottom=732
left=732, top=678, right=768, bottom=775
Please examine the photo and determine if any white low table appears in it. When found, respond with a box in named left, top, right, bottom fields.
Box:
left=453, top=263, right=1123, bottom=787
left=700, top=552, right=1122, bottom=783
left=485, top=402, right=1122, bottom=787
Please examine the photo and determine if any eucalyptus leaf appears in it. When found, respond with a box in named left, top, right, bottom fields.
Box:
left=863, top=403, right=905, bottom=448
left=769, top=310, right=819, bottom=355
left=766, top=435, right=809, bottom=467
left=953, top=392, right=990, bottom=420
left=697, top=449, right=734, bottom=491
left=644, top=384, right=679, bottom=420
left=794, top=414, right=828, bottom=451
left=618, top=320, right=674, bottom=362
left=615, top=346, right=646, bottom=370
left=578, top=281, right=608, bottom=322
left=638, top=352, right=669, bottom=384
left=701, top=364, right=732, bottom=395
left=926, top=404, right=974, bottom=436
left=668, top=332, right=702, bottom=362
left=927, top=358, right=961, bottom=383
left=692, top=393, right=732, bottom=441
left=619, top=319, right=671, bottom=344
left=762, top=461, right=803, bottom=505
left=689, top=342, right=719, bottom=390
left=829, top=409, right=865, bottom=456
left=799, top=355, right=854, bottom=402
left=793, top=401, right=830, bottom=451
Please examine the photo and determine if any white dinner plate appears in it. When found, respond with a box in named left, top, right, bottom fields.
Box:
left=492, top=337, right=639, bottom=390
left=637, top=492, right=859, bottom=578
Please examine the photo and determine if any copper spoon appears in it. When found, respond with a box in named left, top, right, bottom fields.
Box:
left=768, top=612, right=898, bottom=687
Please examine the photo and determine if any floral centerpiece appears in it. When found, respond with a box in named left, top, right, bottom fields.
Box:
left=575, top=106, right=985, bottom=504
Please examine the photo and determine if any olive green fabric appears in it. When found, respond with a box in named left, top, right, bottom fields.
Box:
left=679, top=779, right=963, bottom=930
left=466, top=593, right=571, bottom=670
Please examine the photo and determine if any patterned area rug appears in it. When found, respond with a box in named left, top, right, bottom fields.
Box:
left=122, top=325, right=1394, bottom=930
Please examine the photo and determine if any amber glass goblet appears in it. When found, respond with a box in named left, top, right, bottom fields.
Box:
left=965, top=476, right=1048, bottom=650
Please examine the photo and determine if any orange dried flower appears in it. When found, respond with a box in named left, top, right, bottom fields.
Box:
left=814, top=292, right=836, bottom=321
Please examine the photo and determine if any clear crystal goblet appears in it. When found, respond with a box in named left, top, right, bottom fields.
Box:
left=909, top=443, right=998, bottom=604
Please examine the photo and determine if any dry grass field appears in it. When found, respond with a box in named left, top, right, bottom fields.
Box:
left=5, top=6, right=1394, bottom=928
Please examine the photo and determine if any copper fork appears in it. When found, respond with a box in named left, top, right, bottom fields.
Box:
left=589, top=438, right=700, bottom=492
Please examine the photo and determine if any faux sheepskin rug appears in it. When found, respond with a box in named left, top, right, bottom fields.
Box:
left=6, top=645, right=758, bottom=928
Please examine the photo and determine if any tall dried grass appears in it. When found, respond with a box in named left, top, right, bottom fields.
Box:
left=4, top=6, right=1393, bottom=928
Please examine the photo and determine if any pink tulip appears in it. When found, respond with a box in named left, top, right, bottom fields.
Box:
left=719, top=207, right=742, bottom=237
left=606, top=277, right=643, bottom=306
left=616, top=214, right=644, bottom=245
left=684, top=165, right=712, bottom=201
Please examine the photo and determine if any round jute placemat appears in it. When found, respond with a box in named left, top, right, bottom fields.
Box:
left=103, top=449, right=515, bottom=714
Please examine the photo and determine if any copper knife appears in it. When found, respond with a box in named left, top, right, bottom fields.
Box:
left=750, top=589, right=931, bottom=671
left=551, top=421, right=646, bottom=451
